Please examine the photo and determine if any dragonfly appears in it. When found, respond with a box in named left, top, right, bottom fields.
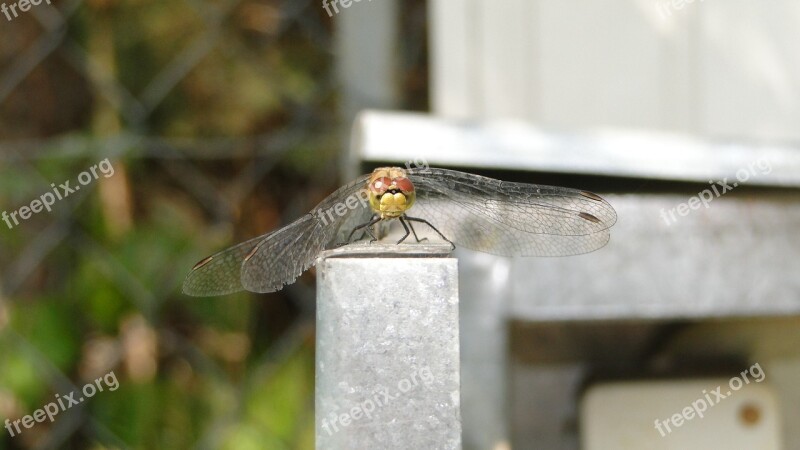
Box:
left=182, top=166, right=617, bottom=296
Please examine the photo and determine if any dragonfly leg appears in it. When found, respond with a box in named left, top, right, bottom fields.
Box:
left=403, top=215, right=456, bottom=250
left=340, top=215, right=381, bottom=246
left=365, top=226, right=378, bottom=243
left=398, top=215, right=427, bottom=243
left=397, top=216, right=411, bottom=244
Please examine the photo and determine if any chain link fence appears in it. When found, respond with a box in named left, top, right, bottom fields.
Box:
left=0, top=0, right=427, bottom=447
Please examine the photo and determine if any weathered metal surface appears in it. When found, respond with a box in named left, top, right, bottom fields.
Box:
left=315, top=243, right=461, bottom=449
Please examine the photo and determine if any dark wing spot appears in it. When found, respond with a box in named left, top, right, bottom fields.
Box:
left=579, top=191, right=604, bottom=202
left=192, top=255, right=214, bottom=271
left=578, top=212, right=601, bottom=223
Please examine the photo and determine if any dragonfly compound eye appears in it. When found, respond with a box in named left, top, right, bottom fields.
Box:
left=393, top=177, right=414, bottom=194
left=369, top=177, right=392, bottom=195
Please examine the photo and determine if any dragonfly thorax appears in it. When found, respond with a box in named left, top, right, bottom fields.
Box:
left=367, top=167, right=416, bottom=219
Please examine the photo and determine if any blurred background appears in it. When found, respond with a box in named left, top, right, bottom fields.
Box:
left=1, top=0, right=799, bottom=449
left=0, top=0, right=427, bottom=448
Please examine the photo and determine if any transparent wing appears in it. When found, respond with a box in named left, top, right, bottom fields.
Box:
left=407, top=168, right=617, bottom=257
left=183, top=174, right=373, bottom=296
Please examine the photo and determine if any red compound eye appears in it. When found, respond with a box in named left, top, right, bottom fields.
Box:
left=369, top=177, right=392, bottom=194
left=393, top=177, right=414, bottom=193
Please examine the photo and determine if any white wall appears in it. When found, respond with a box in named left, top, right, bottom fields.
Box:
left=429, top=0, right=800, bottom=142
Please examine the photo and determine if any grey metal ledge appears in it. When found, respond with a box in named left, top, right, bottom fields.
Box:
left=509, top=193, right=800, bottom=321
left=353, top=110, right=800, bottom=187
left=319, top=241, right=454, bottom=259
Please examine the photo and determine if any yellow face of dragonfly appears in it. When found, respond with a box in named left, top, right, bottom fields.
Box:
left=367, top=167, right=416, bottom=219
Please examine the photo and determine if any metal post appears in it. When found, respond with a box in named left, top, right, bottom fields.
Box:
left=315, top=243, right=462, bottom=449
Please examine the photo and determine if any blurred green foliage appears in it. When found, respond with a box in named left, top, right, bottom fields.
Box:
left=0, top=0, right=347, bottom=447
left=0, top=0, right=428, bottom=447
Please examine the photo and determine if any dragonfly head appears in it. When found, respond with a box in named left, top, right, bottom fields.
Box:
left=367, top=167, right=416, bottom=218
